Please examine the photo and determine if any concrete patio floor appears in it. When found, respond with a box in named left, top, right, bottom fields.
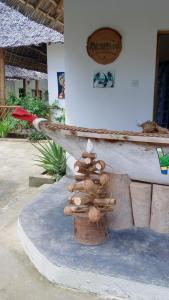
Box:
left=0, top=140, right=105, bottom=300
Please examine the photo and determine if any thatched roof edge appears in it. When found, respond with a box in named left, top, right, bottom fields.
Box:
left=0, top=2, right=64, bottom=48
left=5, top=65, right=48, bottom=80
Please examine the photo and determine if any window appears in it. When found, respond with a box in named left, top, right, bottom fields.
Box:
left=19, top=88, right=24, bottom=98
left=32, top=89, right=42, bottom=98
left=39, top=90, right=42, bottom=99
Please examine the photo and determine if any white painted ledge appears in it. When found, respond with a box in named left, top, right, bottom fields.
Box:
left=18, top=218, right=169, bottom=300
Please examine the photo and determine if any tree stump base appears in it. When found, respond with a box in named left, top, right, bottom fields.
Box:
left=74, top=213, right=108, bottom=245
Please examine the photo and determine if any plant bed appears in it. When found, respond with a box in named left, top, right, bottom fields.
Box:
left=0, top=94, right=49, bottom=139
left=29, top=141, right=66, bottom=187
left=0, top=129, right=48, bottom=141
left=7, top=130, right=30, bottom=139
left=29, top=174, right=56, bottom=187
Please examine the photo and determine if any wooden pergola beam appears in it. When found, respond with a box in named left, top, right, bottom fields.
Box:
left=27, top=46, right=46, bottom=57
left=0, top=49, right=5, bottom=105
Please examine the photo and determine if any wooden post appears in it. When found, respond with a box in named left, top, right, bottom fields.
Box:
left=0, top=49, right=5, bottom=105
left=106, top=173, right=134, bottom=229
left=35, top=80, right=40, bottom=97
left=23, top=79, right=27, bottom=97
left=130, top=182, right=152, bottom=228
left=150, top=184, right=169, bottom=233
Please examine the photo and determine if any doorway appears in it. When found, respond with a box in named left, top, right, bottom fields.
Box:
left=154, top=32, right=169, bottom=128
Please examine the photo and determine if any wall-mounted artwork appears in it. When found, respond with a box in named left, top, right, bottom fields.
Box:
left=57, top=72, right=65, bottom=99
left=87, top=28, right=122, bottom=65
left=93, top=71, right=115, bottom=88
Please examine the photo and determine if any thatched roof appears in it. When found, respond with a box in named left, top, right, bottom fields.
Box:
left=0, top=2, right=63, bottom=48
left=0, top=2, right=63, bottom=73
left=5, top=65, right=48, bottom=80
left=1, top=0, right=64, bottom=33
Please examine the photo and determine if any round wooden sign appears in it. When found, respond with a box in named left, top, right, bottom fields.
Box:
left=87, top=28, right=122, bottom=65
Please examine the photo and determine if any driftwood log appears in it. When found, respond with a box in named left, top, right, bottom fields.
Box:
left=69, top=193, right=94, bottom=206
left=88, top=206, right=102, bottom=223
left=68, top=179, right=102, bottom=194
left=74, top=161, right=90, bottom=173
left=64, top=205, right=89, bottom=215
left=82, top=152, right=96, bottom=165
left=74, top=214, right=107, bottom=245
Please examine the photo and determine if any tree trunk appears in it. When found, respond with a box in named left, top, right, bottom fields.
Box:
left=74, top=214, right=107, bottom=245
left=0, top=49, right=5, bottom=105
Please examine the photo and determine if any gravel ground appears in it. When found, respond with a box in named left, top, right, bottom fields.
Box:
left=0, top=140, right=106, bottom=300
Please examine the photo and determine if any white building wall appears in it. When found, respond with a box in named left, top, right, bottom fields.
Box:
left=64, top=0, right=169, bottom=131
left=47, top=43, right=65, bottom=107
left=6, top=79, right=48, bottom=100
left=6, top=80, right=16, bottom=97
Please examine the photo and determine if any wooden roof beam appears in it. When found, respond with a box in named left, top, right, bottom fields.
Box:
left=56, top=0, right=63, bottom=17
left=27, top=46, right=46, bottom=57
left=17, top=0, right=56, bottom=20
left=47, top=3, right=54, bottom=15
left=56, top=0, right=64, bottom=10
left=35, top=0, right=43, bottom=10
left=19, top=0, right=60, bottom=18
left=38, top=8, right=56, bottom=21
left=48, top=0, right=58, bottom=7
left=25, top=0, right=63, bottom=22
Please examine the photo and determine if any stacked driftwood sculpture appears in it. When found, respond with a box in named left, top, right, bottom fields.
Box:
left=64, top=152, right=116, bottom=245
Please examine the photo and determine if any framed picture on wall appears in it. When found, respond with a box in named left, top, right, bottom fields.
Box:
left=57, top=72, right=65, bottom=99
left=93, top=71, right=115, bottom=88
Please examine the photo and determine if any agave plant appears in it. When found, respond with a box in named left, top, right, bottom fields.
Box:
left=34, top=141, right=66, bottom=181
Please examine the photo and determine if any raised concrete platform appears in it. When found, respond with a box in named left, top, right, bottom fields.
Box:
left=18, top=177, right=169, bottom=300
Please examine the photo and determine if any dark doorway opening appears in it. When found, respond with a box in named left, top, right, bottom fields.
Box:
left=154, top=32, right=169, bottom=128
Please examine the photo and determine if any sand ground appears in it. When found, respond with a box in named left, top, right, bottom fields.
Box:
left=0, top=140, right=105, bottom=300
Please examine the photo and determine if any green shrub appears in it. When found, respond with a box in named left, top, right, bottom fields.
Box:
left=0, top=119, right=12, bottom=138
left=5, top=115, right=30, bottom=131
left=33, top=141, right=66, bottom=181
left=7, top=95, right=49, bottom=118
left=55, top=107, right=65, bottom=124
left=28, top=129, right=47, bottom=142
